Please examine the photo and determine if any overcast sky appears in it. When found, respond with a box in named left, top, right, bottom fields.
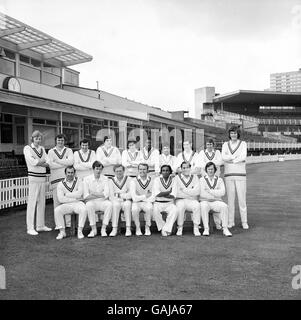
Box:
left=1, top=0, right=301, bottom=111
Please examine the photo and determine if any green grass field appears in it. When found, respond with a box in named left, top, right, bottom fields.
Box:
left=0, top=160, right=301, bottom=300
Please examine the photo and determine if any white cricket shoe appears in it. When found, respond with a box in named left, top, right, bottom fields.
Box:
left=176, top=226, right=183, bottom=236
left=144, top=226, right=151, bottom=236
left=88, top=230, right=97, bottom=238
left=125, top=228, right=132, bottom=237
left=77, top=231, right=84, bottom=239
left=37, top=226, right=52, bottom=232
left=109, top=228, right=118, bottom=237
left=242, top=223, right=249, bottom=230
left=202, top=229, right=210, bottom=236
left=27, top=229, right=38, bottom=236
left=101, top=229, right=108, bottom=237
left=161, top=230, right=168, bottom=237
left=194, top=227, right=201, bottom=236
left=223, top=228, right=232, bottom=237
left=56, top=232, right=66, bottom=240
left=135, top=228, right=142, bottom=236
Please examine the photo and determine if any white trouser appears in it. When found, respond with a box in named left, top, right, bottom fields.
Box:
left=132, top=202, right=153, bottom=227
left=85, top=199, right=113, bottom=226
left=153, top=202, right=178, bottom=233
left=54, top=201, right=87, bottom=229
left=26, top=181, right=46, bottom=231
left=225, top=177, right=247, bottom=225
left=200, top=201, right=228, bottom=230
left=175, top=199, right=201, bottom=226
left=112, top=200, right=132, bottom=228
left=52, top=185, right=71, bottom=227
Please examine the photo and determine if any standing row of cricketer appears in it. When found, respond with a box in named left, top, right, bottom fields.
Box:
left=23, top=125, right=248, bottom=239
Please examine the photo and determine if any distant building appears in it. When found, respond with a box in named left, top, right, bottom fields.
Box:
left=270, top=69, right=301, bottom=93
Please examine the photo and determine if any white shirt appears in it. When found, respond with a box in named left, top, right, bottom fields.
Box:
left=159, top=154, right=177, bottom=172
left=83, top=174, right=110, bottom=199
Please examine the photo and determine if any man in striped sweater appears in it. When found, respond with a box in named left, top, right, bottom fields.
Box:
left=109, top=164, right=132, bottom=237
left=73, top=139, right=96, bottom=180
left=159, top=145, right=177, bottom=174
left=96, top=136, right=122, bottom=178
left=173, top=161, right=201, bottom=236
left=139, top=138, right=160, bottom=177
left=23, top=130, right=52, bottom=235
left=130, top=163, right=154, bottom=236
left=121, top=140, right=142, bottom=178
left=175, top=140, right=199, bottom=174
left=221, top=126, right=248, bottom=229
left=55, top=166, right=87, bottom=240
left=197, top=139, right=223, bottom=177
left=48, top=134, right=74, bottom=229
left=199, top=162, right=232, bottom=237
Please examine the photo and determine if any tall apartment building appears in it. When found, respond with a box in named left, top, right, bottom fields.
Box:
left=270, top=69, right=301, bottom=92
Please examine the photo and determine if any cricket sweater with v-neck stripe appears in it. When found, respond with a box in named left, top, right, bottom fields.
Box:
left=96, top=146, right=122, bottom=176
left=222, top=140, right=247, bottom=179
left=57, top=177, right=83, bottom=204
left=23, top=143, right=48, bottom=182
left=130, top=175, right=154, bottom=202
left=48, top=147, right=74, bottom=186
left=199, top=175, right=226, bottom=202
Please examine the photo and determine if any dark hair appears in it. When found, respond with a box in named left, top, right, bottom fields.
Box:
left=138, top=163, right=149, bottom=171
left=160, top=165, right=172, bottom=174
left=127, top=140, right=136, bottom=148
left=205, top=161, right=217, bottom=173
left=113, top=164, right=125, bottom=172
left=80, top=139, right=90, bottom=145
left=92, top=160, right=104, bottom=170
left=55, top=134, right=66, bottom=142
left=228, top=126, right=241, bottom=139
left=181, top=161, right=191, bottom=169
left=65, top=165, right=75, bottom=174
left=205, top=138, right=215, bottom=145
left=103, top=136, right=111, bottom=143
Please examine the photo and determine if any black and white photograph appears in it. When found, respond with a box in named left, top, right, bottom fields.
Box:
left=0, top=0, right=300, bottom=305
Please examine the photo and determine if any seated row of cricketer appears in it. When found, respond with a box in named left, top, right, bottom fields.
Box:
left=54, top=160, right=233, bottom=240
left=23, top=125, right=248, bottom=237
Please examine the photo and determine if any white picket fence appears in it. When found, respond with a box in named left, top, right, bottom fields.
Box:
left=0, top=176, right=52, bottom=210
left=1, top=153, right=301, bottom=210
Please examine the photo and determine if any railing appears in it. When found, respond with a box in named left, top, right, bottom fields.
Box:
left=259, top=118, right=301, bottom=125
left=247, top=153, right=301, bottom=163
left=215, top=110, right=261, bottom=123
left=247, top=142, right=301, bottom=149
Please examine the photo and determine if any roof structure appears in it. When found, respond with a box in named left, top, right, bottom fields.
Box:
left=213, top=90, right=301, bottom=106
left=0, top=12, right=93, bottom=67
